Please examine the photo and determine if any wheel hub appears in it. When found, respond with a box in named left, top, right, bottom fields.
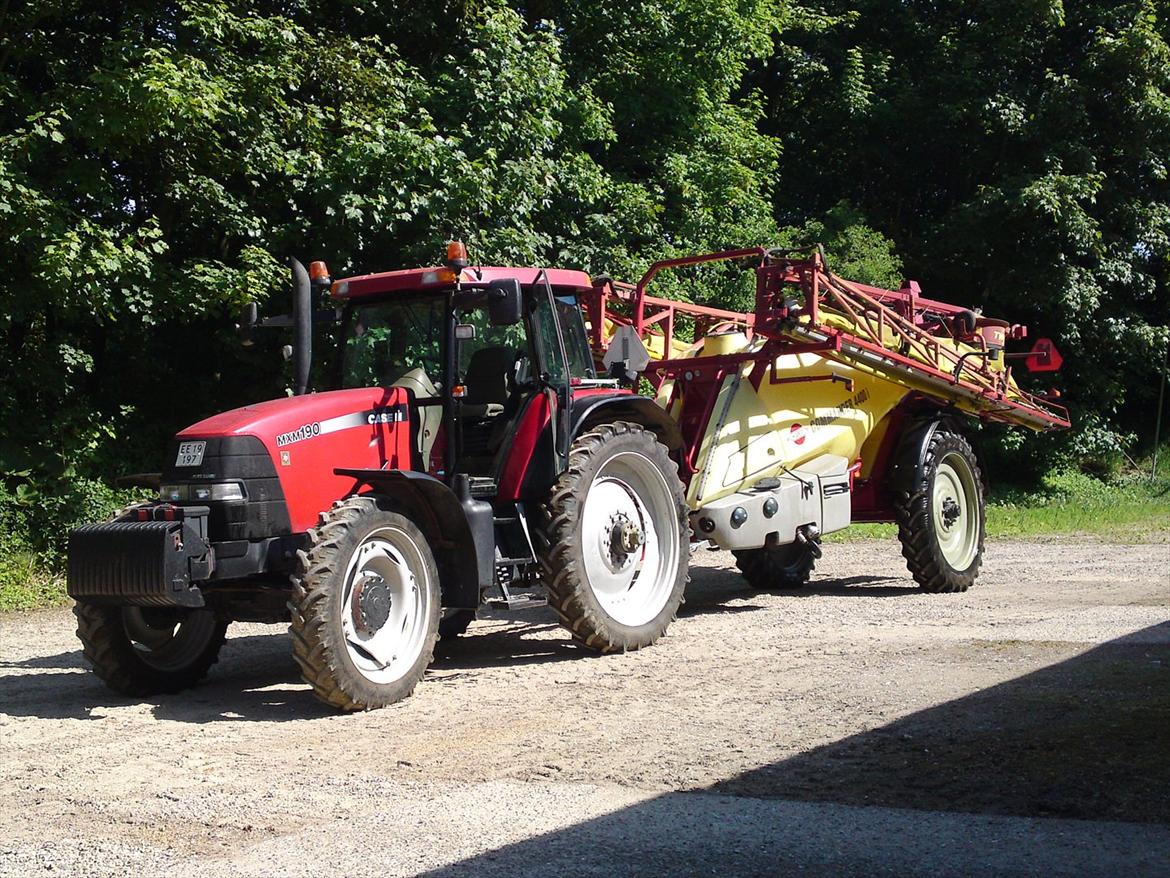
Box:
left=606, top=512, right=645, bottom=565
left=941, top=497, right=961, bottom=529
left=351, top=574, right=393, bottom=636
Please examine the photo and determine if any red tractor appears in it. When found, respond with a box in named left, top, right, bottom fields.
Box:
left=68, top=243, right=690, bottom=709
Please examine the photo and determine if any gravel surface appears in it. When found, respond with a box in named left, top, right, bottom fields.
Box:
left=1, top=537, right=1168, bottom=876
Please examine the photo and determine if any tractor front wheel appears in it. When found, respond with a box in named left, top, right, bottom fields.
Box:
left=538, top=422, right=690, bottom=653
left=289, top=496, right=441, bottom=710
left=73, top=603, right=228, bottom=696
left=893, top=426, right=985, bottom=593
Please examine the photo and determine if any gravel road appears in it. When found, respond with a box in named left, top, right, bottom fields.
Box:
left=1, top=537, right=1168, bottom=877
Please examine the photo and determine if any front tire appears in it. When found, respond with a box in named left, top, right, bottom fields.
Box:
left=538, top=422, right=690, bottom=653
left=73, top=604, right=228, bottom=696
left=893, top=425, right=985, bottom=593
left=290, top=496, right=441, bottom=710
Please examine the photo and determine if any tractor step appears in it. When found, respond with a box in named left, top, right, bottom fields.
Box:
left=486, top=573, right=547, bottom=610
left=485, top=594, right=548, bottom=610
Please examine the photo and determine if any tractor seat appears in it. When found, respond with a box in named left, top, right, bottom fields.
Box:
left=461, top=345, right=514, bottom=419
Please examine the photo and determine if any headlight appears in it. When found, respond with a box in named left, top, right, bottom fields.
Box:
left=160, top=482, right=246, bottom=502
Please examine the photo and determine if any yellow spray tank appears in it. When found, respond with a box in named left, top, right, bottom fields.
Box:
left=586, top=246, right=1068, bottom=594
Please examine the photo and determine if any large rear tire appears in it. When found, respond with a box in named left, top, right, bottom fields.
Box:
left=538, top=422, right=690, bottom=653
left=73, top=603, right=227, bottom=696
left=733, top=541, right=817, bottom=590
left=893, top=425, right=985, bottom=593
left=289, top=496, right=441, bottom=710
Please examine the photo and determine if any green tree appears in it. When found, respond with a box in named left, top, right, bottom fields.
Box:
left=762, top=0, right=1170, bottom=471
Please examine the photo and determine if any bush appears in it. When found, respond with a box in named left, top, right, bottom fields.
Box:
left=0, top=476, right=141, bottom=611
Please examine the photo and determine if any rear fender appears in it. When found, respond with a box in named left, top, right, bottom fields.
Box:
left=334, top=469, right=490, bottom=609
left=572, top=393, right=683, bottom=452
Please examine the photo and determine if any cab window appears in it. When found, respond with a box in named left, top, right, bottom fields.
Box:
left=531, top=293, right=595, bottom=383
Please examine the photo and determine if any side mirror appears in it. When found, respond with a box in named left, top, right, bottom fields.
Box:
left=602, top=325, right=652, bottom=382
left=236, top=302, right=259, bottom=347
left=487, top=278, right=523, bottom=326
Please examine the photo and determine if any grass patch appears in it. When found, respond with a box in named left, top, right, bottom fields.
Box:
left=828, top=463, right=1170, bottom=543
left=0, top=550, right=68, bottom=612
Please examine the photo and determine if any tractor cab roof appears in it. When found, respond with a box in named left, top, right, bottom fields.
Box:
left=333, top=265, right=594, bottom=300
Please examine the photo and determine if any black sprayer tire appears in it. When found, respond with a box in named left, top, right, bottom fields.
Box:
left=732, top=542, right=817, bottom=590
left=893, top=425, right=985, bottom=593
left=538, top=422, right=690, bottom=653
left=439, top=609, right=476, bottom=641
left=289, top=496, right=441, bottom=710
left=73, top=603, right=228, bottom=696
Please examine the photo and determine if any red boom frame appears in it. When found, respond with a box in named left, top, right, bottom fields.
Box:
left=582, top=247, right=1069, bottom=435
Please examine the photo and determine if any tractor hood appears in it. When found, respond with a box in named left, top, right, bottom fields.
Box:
left=173, top=388, right=417, bottom=534
left=178, top=388, right=408, bottom=446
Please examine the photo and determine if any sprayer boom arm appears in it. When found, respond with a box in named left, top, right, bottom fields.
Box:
left=582, top=247, right=1069, bottom=432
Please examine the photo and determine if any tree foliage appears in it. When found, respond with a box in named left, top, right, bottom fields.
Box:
left=0, top=0, right=1166, bottom=581
left=762, top=0, right=1170, bottom=466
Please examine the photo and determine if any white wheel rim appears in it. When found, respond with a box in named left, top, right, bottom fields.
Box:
left=579, top=451, right=681, bottom=628
left=121, top=608, right=218, bottom=672
left=340, top=526, right=432, bottom=685
left=932, top=452, right=979, bottom=570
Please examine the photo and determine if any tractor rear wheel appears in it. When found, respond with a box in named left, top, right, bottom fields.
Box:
left=289, top=496, right=441, bottom=710
left=733, top=541, right=817, bottom=591
left=538, top=422, right=689, bottom=653
left=893, top=425, right=985, bottom=593
left=73, top=603, right=227, bottom=696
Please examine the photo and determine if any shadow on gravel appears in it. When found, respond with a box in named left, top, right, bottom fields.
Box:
left=0, top=631, right=334, bottom=722
left=688, top=561, right=917, bottom=598
left=414, top=623, right=1170, bottom=878
left=0, top=648, right=84, bottom=670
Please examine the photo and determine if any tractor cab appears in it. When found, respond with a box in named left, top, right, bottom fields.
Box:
left=329, top=251, right=605, bottom=496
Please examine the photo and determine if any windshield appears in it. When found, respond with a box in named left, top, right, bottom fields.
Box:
left=341, top=296, right=445, bottom=391
left=338, top=287, right=595, bottom=393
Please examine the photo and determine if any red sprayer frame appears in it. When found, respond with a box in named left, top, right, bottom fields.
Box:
left=582, top=247, right=1069, bottom=436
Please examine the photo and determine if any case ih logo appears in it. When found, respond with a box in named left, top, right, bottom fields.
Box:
left=367, top=409, right=405, bottom=425
left=276, top=422, right=321, bottom=447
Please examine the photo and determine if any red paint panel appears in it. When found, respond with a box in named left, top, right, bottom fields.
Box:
left=179, top=387, right=413, bottom=534
left=496, top=395, right=549, bottom=501
left=495, top=388, right=635, bottom=501
left=337, top=265, right=594, bottom=300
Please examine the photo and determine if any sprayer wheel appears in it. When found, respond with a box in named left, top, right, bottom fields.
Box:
left=893, top=425, right=985, bottom=593
left=732, top=542, right=817, bottom=590
left=438, top=609, right=476, bottom=641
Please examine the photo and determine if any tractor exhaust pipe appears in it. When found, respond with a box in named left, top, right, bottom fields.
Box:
left=290, top=257, right=312, bottom=396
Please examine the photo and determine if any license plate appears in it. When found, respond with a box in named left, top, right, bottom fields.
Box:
left=175, top=441, right=206, bottom=467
